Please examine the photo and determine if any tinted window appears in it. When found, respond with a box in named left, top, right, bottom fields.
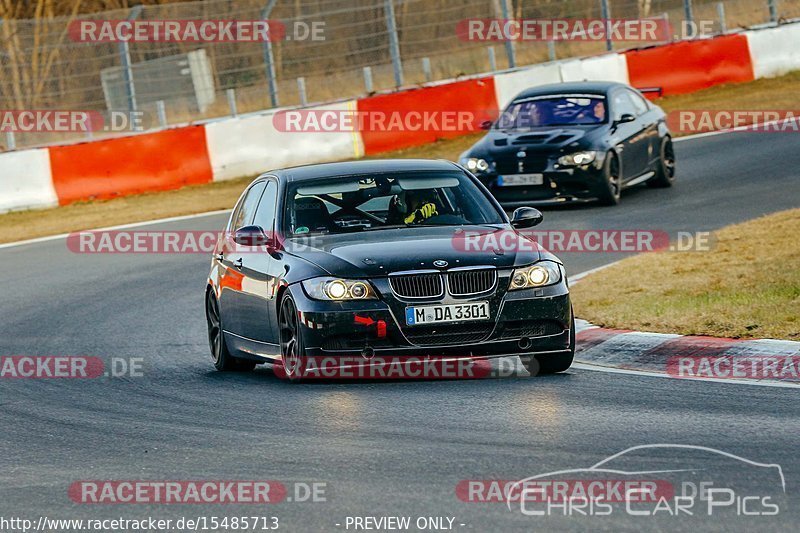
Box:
left=283, top=171, right=504, bottom=236
left=627, top=90, right=650, bottom=115
left=612, top=91, right=637, bottom=119
left=497, top=95, right=607, bottom=129
left=253, top=180, right=278, bottom=233
left=231, top=181, right=266, bottom=230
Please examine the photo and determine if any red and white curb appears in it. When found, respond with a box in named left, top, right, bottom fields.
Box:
left=574, top=319, right=800, bottom=387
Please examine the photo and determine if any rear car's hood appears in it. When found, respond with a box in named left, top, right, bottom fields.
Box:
left=287, top=225, right=541, bottom=278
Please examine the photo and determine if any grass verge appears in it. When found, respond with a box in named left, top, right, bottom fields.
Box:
left=2, top=70, right=800, bottom=244
left=570, top=208, right=800, bottom=340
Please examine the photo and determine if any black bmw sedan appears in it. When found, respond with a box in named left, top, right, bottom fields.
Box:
left=459, top=81, right=676, bottom=206
left=205, top=159, right=574, bottom=380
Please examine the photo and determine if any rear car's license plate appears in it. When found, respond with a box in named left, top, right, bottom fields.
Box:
left=499, top=173, right=544, bottom=186
left=405, top=302, right=490, bottom=326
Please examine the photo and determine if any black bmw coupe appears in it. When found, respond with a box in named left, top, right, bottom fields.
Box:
left=205, top=159, right=574, bottom=380
left=459, top=81, right=676, bottom=206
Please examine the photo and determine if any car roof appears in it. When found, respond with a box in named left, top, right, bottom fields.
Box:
left=264, top=159, right=461, bottom=183
left=510, top=81, right=627, bottom=102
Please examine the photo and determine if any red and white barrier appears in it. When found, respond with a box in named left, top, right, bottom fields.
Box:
left=1, top=22, right=798, bottom=213
left=746, top=23, right=800, bottom=79
left=0, top=148, right=58, bottom=212
left=205, top=100, right=363, bottom=182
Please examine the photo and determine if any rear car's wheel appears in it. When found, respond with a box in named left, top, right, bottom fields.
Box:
left=597, top=151, right=621, bottom=205
left=648, top=136, right=676, bottom=188
left=205, top=290, right=256, bottom=371
left=278, top=294, right=307, bottom=381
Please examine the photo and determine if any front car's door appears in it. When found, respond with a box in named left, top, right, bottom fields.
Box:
left=218, top=180, right=266, bottom=339
left=235, top=178, right=284, bottom=348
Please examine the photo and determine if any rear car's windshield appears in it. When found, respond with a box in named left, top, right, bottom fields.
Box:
left=283, top=171, right=504, bottom=236
left=496, top=94, right=608, bottom=129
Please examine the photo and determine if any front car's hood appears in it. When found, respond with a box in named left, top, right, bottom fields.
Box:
left=286, top=225, right=543, bottom=278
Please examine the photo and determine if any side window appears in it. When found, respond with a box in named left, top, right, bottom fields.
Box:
left=612, top=91, right=637, bottom=119
left=253, top=180, right=278, bottom=233
left=627, top=89, right=650, bottom=116
left=231, top=181, right=266, bottom=230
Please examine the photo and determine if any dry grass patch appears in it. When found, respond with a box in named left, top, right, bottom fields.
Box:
left=571, top=209, right=800, bottom=340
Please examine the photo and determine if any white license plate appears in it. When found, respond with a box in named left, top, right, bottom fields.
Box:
left=499, top=173, right=544, bottom=186
left=405, top=302, right=490, bottom=326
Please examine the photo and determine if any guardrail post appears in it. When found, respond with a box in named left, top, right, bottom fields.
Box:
left=5, top=131, right=16, bottom=151
left=261, top=0, right=280, bottom=108
left=385, top=0, right=404, bottom=87
left=119, top=5, right=142, bottom=113
left=422, top=57, right=432, bottom=82
left=684, top=0, right=694, bottom=25
left=716, top=2, right=727, bottom=33
left=768, top=0, right=779, bottom=23
left=600, top=0, right=613, bottom=51
left=547, top=40, right=556, bottom=61
left=226, top=88, right=238, bottom=117
left=487, top=46, right=497, bottom=72
left=363, top=66, right=374, bottom=93
left=156, top=100, right=167, bottom=128
left=500, top=0, right=516, bottom=67
left=297, top=77, right=308, bottom=106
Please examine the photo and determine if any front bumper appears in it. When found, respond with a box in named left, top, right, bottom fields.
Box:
left=474, top=158, right=608, bottom=206
left=288, top=277, right=572, bottom=359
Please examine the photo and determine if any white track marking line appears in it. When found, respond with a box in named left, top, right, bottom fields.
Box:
left=572, top=362, right=800, bottom=389
left=0, top=209, right=231, bottom=250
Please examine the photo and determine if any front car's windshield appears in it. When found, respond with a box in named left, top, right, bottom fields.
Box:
left=283, top=171, right=504, bottom=236
left=496, top=94, right=608, bottom=129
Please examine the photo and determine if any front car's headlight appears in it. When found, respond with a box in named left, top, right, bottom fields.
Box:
left=509, top=261, right=562, bottom=290
left=302, top=277, right=377, bottom=301
left=557, top=150, right=599, bottom=167
left=461, top=157, right=490, bottom=173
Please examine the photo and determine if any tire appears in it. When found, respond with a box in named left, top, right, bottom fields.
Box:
left=647, top=136, right=676, bottom=188
left=205, top=290, right=256, bottom=372
left=597, top=151, right=622, bottom=206
left=278, top=294, right=307, bottom=382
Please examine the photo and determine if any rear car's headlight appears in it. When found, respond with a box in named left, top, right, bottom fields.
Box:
left=509, top=261, right=562, bottom=290
left=302, top=277, right=377, bottom=301
left=461, top=157, right=490, bottom=173
left=558, top=150, right=598, bottom=166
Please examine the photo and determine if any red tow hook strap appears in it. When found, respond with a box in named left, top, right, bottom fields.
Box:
left=354, top=315, right=387, bottom=339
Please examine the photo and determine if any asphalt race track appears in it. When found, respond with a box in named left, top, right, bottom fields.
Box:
left=1, top=130, right=799, bottom=531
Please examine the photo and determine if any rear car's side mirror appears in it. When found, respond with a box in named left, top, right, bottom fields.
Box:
left=614, top=113, right=636, bottom=126
left=233, top=225, right=274, bottom=247
left=510, top=207, right=544, bottom=229
left=479, top=120, right=494, bottom=130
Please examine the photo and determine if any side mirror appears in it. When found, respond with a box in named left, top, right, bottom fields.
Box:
left=233, top=225, right=274, bottom=247
left=510, top=207, right=544, bottom=229
left=614, top=113, right=636, bottom=126
left=479, top=120, right=494, bottom=130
